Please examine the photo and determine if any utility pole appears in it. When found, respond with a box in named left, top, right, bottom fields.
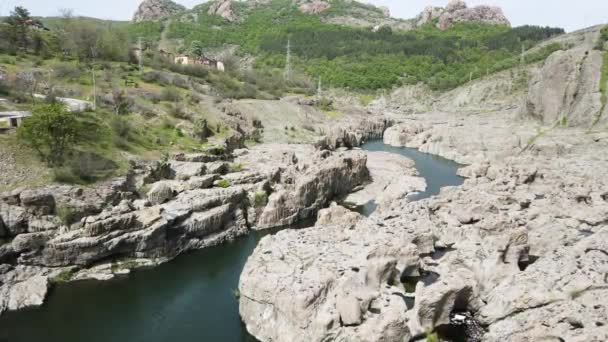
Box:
left=284, top=39, right=292, bottom=81
left=138, top=37, right=144, bottom=75
left=317, top=76, right=322, bottom=97
left=520, top=43, right=525, bottom=65
left=91, top=47, right=97, bottom=110
left=91, top=67, right=96, bottom=110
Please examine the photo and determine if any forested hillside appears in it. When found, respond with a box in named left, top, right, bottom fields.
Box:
left=152, top=0, right=565, bottom=90
left=0, top=0, right=565, bottom=91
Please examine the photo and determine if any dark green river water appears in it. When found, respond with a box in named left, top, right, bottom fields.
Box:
left=0, top=141, right=463, bottom=342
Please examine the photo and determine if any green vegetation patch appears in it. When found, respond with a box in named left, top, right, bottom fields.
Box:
left=217, top=179, right=231, bottom=188
left=50, top=268, right=76, bottom=284
left=254, top=191, right=268, bottom=207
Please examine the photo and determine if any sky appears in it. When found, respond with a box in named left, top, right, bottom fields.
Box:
left=0, top=0, right=606, bottom=32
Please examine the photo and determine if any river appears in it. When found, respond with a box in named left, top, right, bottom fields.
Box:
left=0, top=141, right=463, bottom=342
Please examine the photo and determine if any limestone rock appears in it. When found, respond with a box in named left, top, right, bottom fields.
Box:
left=0, top=203, right=29, bottom=235
left=316, top=203, right=362, bottom=230
left=19, top=189, right=55, bottom=216
left=524, top=49, right=603, bottom=127
left=298, top=0, right=330, bottom=14
left=257, top=150, right=368, bottom=229
left=170, top=161, right=206, bottom=180
left=132, top=0, right=185, bottom=22
left=208, top=0, right=238, bottom=22
left=6, top=272, right=48, bottom=312
left=438, top=5, right=510, bottom=30
left=416, top=6, right=445, bottom=27
left=416, top=1, right=510, bottom=30
left=383, top=122, right=429, bottom=147
left=147, top=182, right=175, bottom=205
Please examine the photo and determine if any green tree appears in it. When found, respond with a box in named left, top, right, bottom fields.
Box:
left=5, top=6, right=33, bottom=50
left=17, top=103, right=81, bottom=166
left=190, top=40, right=204, bottom=57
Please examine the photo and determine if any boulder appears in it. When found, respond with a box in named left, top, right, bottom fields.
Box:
left=316, top=203, right=362, bottom=230
left=7, top=273, right=49, bottom=311
left=0, top=203, right=29, bottom=235
left=383, top=122, right=428, bottom=147
left=19, top=189, right=55, bottom=216
left=147, top=182, right=175, bottom=205
left=11, top=232, right=52, bottom=253
left=170, top=161, right=206, bottom=180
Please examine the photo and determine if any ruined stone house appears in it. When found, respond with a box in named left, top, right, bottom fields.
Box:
left=0, top=112, right=31, bottom=129
left=174, top=54, right=226, bottom=72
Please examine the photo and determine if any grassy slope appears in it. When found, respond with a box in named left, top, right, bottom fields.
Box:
left=0, top=53, right=229, bottom=189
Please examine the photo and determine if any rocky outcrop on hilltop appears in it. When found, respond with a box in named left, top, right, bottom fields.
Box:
left=416, top=0, right=510, bottom=30
left=298, top=0, right=331, bottom=14
left=0, top=141, right=370, bottom=315
left=208, top=0, right=238, bottom=22
left=132, top=0, right=185, bottom=22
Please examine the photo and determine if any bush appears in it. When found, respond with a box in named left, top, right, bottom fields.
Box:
left=56, top=206, right=79, bottom=225
left=315, top=97, right=334, bottom=111
left=53, top=63, right=83, bottom=81
left=53, top=151, right=119, bottom=184
left=17, top=103, right=81, bottom=166
left=217, top=179, right=231, bottom=188
left=50, top=268, right=76, bottom=284
left=110, top=115, right=132, bottom=138
left=229, top=163, right=244, bottom=172
left=168, top=103, right=188, bottom=119
left=160, top=87, right=181, bottom=102
left=254, top=191, right=268, bottom=207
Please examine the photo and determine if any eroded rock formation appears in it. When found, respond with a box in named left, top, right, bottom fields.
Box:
left=208, top=0, right=238, bottom=22
left=298, top=0, right=331, bottom=14
left=524, top=46, right=606, bottom=127
left=0, top=139, right=373, bottom=315
left=132, top=0, right=185, bottom=22
left=416, top=0, right=510, bottom=30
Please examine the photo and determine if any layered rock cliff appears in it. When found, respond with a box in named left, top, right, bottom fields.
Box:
left=0, top=141, right=372, bottom=316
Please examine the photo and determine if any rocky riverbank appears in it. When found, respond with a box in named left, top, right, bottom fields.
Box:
left=239, top=111, right=608, bottom=341
left=0, top=123, right=380, bottom=316
left=238, top=26, right=608, bottom=341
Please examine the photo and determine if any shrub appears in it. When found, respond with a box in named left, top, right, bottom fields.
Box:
left=315, top=97, right=334, bottom=111
left=229, top=163, right=244, bottom=172
left=53, top=63, right=83, bottom=81
left=425, top=330, right=439, bottom=342
left=56, top=205, right=79, bottom=225
left=254, top=191, right=268, bottom=207
left=168, top=103, right=188, bottom=119
left=160, top=87, right=181, bottom=102
left=217, top=179, right=231, bottom=188
left=110, top=115, right=132, bottom=138
left=17, top=103, right=81, bottom=166
left=50, top=268, right=76, bottom=284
